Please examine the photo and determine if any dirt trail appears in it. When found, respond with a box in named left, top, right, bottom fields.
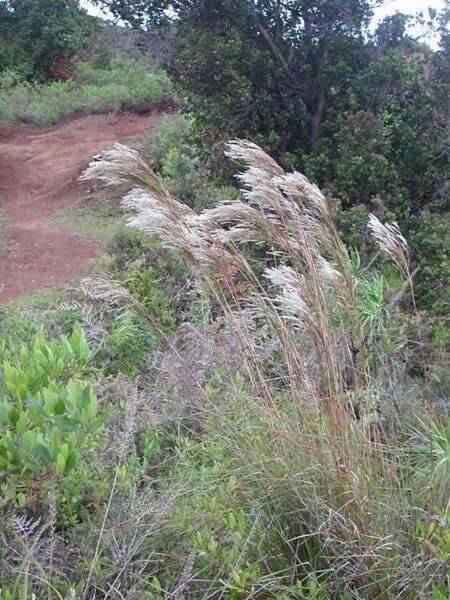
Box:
left=0, top=112, right=162, bottom=303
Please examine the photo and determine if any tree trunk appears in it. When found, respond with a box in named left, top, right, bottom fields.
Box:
left=311, top=87, right=326, bottom=151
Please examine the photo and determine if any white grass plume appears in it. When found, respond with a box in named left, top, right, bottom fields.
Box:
left=273, top=172, right=329, bottom=217
left=225, top=139, right=284, bottom=176
left=368, top=213, right=410, bottom=279
left=80, top=143, right=168, bottom=200
left=81, top=275, right=131, bottom=303
left=263, top=265, right=311, bottom=327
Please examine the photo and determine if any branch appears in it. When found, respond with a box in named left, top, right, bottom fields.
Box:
left=248, top=1, right=293, bottom=79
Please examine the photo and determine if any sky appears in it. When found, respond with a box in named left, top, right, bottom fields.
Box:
left=80, top=1, right=445, bottom=20
left=80, top=0, right=445, bottom=45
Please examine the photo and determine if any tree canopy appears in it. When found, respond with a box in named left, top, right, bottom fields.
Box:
left=0, top=0, right=91, bottom=79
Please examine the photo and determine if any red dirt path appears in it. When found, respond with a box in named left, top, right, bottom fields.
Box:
left=0, top=112, right=162, bottom=303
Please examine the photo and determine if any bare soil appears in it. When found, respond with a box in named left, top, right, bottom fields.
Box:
left=0, top=112, right=162, bottom=303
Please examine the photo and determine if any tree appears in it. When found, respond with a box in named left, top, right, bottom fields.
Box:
left=0, top=0, right=91, bottom=80
left=96, top=0, right=375, bottom=152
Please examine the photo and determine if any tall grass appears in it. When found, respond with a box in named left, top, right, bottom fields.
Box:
left=79, top=141, right=449, bottom=597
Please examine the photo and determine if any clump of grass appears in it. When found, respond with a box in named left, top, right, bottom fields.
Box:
left=47, top=197, right=125, bottom=249
left=0, top=55, right=172, bottom=125
left=79, top=140, right=449, bottom=597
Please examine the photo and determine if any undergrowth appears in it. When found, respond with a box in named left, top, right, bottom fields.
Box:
left=138, top=113, right=238, bottom=209
left=0, top=54, right=172, bottom=125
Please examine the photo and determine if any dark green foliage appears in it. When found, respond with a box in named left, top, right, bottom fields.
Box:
left=139, top=114, right=238, bottom=208
left=0, top=0, right=91, bottom=80
left=309, top=48, right=449, bottom=312
left=96, top=0, right=376, bottom=153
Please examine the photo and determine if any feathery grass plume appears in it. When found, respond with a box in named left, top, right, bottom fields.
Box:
left=316, top=256, right=354, bottom=309
left=225, top=139, right=284, bottom=176
left=273, top=171, right=329, bottom=217
left=122, top=187, right=196, bottom=246
left=81, top=274, right=131, bottom=303
left=368, top=213, right=410, bottom=279
left=221, top=141, right=349, bottom=276
left=81, top=140, right=363, bottom=416
left=224, top=142, right=311, bottom=243
left=202, top=199, right=267, bottom=229
left=318, top=257, right=343, bottom=287
left=73, top=138, right=450, bottom=598
left=263, top=265, right=311, bottom=328
left=368, top=213, right=416, bottom=311
left=80, top=143, right=168, bottom=200
left=82, top=145, right=244, bottom=276
left=122, top=186, right=192, bottom=219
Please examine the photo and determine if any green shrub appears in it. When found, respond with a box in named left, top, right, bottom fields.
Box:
left=74, top=54, right=171, bottom=106
left=0, top=0, right=90, bottom=81
left=140, top=113, right=191, bottom=168
left=140, top=113, right=237, bottom=209
left=0, top=324, right=106, bottom=507
left=0, top=55, right=172, bottom=125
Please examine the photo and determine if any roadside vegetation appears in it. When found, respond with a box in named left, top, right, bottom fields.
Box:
left=0, top=1, right=448, bottom=598
left=0, top=1, right=171, bottom=125
left=0, top=55, right=172, bottom=125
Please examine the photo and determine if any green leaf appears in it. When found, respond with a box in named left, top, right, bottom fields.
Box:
left=7, top=406, right=20, bottom=428
left=64, top=449, right=77, bottom=473
left=34, top=443, right=53, bottom=468
left=56, top=451, right=66, bottom=475
left=20, top=430, right=36, bottom=455
left=53, top=415, right=78, bottom=432
left=70, top=323, right=91, bottom=363
left=53, top=396, right=66, bottom=415
left=15, top=411, right=28, bottom=436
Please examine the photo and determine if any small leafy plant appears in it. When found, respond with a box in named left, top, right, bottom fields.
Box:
left=0, top=324, right=106, bottom=507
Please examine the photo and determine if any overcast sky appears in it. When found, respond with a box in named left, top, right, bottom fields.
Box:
left=80, top=0, right=445, bottom=45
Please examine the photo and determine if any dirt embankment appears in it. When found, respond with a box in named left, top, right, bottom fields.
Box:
left=0, top=112, right=162, bottom=303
